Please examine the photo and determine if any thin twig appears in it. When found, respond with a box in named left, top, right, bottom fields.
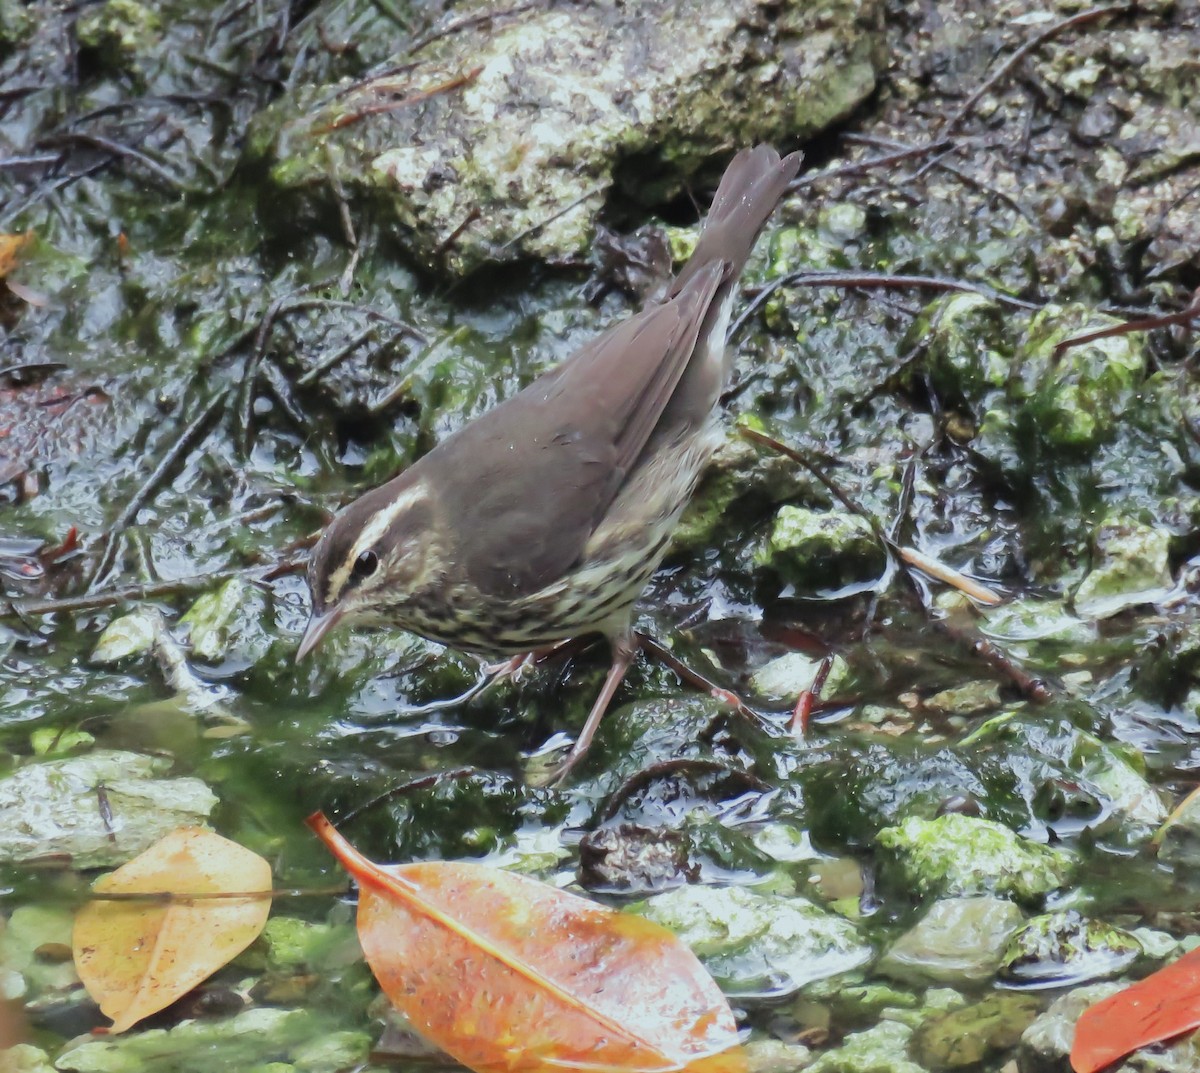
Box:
left=1053, top=286, right=1200, bottom=360
left=86, top=389, right=231, bottom=591
left=790, top=138, right=955, bottom=190
left=316, top=66, right=483, bottom=133
left=338, top=767, right=479, bottom=826
left=405, top=1, right=540, bottom=55
left=39, top=131, right=189, bottom=191
left=896, top=545, right=1003, bottom=606
left=3, top=561, right=295, bottom=618
left=730, top=270, right=1041, bottom=341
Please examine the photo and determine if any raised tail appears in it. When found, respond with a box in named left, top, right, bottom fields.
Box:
left=669, top=145, right=803, bottom=298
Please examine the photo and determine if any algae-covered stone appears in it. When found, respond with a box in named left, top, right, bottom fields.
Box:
left=1074, top=518, right=1174, bottom=619
left=291, top=1031, right=371, bottom=1073
left=877, top=814, right=1071, bottom=901
left=180, top=577, right=270, bottom=663
left=751, top=652, right=851, bottom=701
left=878, top=897, right=1024, bottom=986
left=923, top=681, right=1001, bottom=717
left=1020, top=983, right=1120, bottom=1073
left=758, top=506, right=886, bottom=592
left=961, top=712, right=1169, bottom=836
left=744, top=1038, right=815, bottom=1073
left=29, top=727, right=94, bottom=756
left=54, top=1008, right=324, bottom=1073
left=1014, top=305, right=1147, bottom=452
left=905, top=292, right=1008, bottom=402
left=912, top=993, right=1040, bottom=1071
left=75, top=0, right=160, bottom=66
left=1, top=1045, right=55, bottom=1073
left=806, top=1021, right=925, bottom=1073
left=91, top=606, right=161, bottom=663
left=0, top=751, right=217, bottom=868
left=1000, top=910, right=1142, bottom=987
left=250, top=0, right=882, bottom=277
left=0, top=905, right=78, bottom=996
left=981, top=598, right=1097, bottom=647
left=631, top=884, right=871, bottom=998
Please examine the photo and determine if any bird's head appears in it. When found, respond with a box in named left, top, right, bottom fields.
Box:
left=297, top=474, right=439, bottom=660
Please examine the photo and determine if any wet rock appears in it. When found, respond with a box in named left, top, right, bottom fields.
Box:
left=998, top=910, right=1142, bottom=988
left=179, top=577, right=271, bottom=664
left=53, top=1007, right=333, bottom=1072
left=960, top=713, right=1169, bottom=840
left=981, top=598, right=1097, bottom=648
left=1158, top=788, right=1200, bottom=867
left=1073, top=518, right=1174, bottom=619
left=91, top=606, right=161, bottom=662
left=1011, top=305, right=1146, bottom=454
left=290, top=1030, right=371, bottom=1072
left=758, top=506, right=887, bottom=593
left=578, top=823, right=699, bottom=893
left=673, top=418, right=819, bottom=553
left=631, top=884, right=871, bottom=1000
left=250, top=0, right=883, bottom=276
left=911, top=993, right=1040, bottom=1071
left=2, top=1044, right=55, bottom=1072
left=905, top=292, right=1008, bottom=403
left=878, top=896, right=1025, bottom=987
left=750, top=652, right=851, bottom=702
left=0, top=751, right=218, bottom=868
left=29, top=727, right=94, bottom=757
left=805, top=1021, right=925, bottom=1073
left=923, top=681, right=1001, bottom=717
left=744, top=1038, right=814, bottom=1073
left=0, top=905, right=78, bottom=998
left=1020, top=984, right=1114, bottom=1073
left=877, top=814, right=1072, bottom=901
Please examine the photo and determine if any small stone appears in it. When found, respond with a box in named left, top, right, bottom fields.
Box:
left=750, top=653, right=850, bottom=701
left=879, top=897, right=1025, bottom=986
left=806, top=1021, right=926, bottom=1073
left=924, top=681, right=1002, bottom=716
left=999, top=910, right=1142, bottom=987
left=1074, top=519, right=1174, bottom=619
left=913, top=994, right=1041, bottom=1071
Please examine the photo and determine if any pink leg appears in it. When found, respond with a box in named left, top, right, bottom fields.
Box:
left=548, top=632, right=638, bottom=785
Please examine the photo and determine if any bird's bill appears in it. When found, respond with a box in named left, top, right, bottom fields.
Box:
left=296, top=606, right=345, bottom=661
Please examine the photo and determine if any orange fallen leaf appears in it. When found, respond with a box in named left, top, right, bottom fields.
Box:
left=72, top=827, right=272, bottom=1033
left=1071, top=946, right=1200, bottom=1072
left=0, top=232, right=32, bottom=279
left=307, top=812, right=744, bottom=1073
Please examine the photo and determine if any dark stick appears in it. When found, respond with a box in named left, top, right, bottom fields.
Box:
left=942, top=4, right=1133, bottom=136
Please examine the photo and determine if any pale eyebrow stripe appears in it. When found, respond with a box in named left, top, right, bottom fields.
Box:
left=326, top=482, right=428, bottom=601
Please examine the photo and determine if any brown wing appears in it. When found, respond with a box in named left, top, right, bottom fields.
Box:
left=426, top=263, right=724, bottom=598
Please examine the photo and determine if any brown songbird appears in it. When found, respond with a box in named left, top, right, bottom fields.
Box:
left=299, top=145, right=802, bottom=778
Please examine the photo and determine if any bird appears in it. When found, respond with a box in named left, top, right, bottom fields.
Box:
left=298, top=144, right=803, bottom=780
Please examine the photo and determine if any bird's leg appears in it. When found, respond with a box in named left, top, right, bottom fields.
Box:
left=547, top=631, right=638, bottom=785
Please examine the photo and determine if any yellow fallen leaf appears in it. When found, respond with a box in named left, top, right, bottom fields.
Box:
left=72, top=827, right=272, bottom=1033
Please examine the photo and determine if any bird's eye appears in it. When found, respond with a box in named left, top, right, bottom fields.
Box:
left=351, top=550, right=379, bottom=582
